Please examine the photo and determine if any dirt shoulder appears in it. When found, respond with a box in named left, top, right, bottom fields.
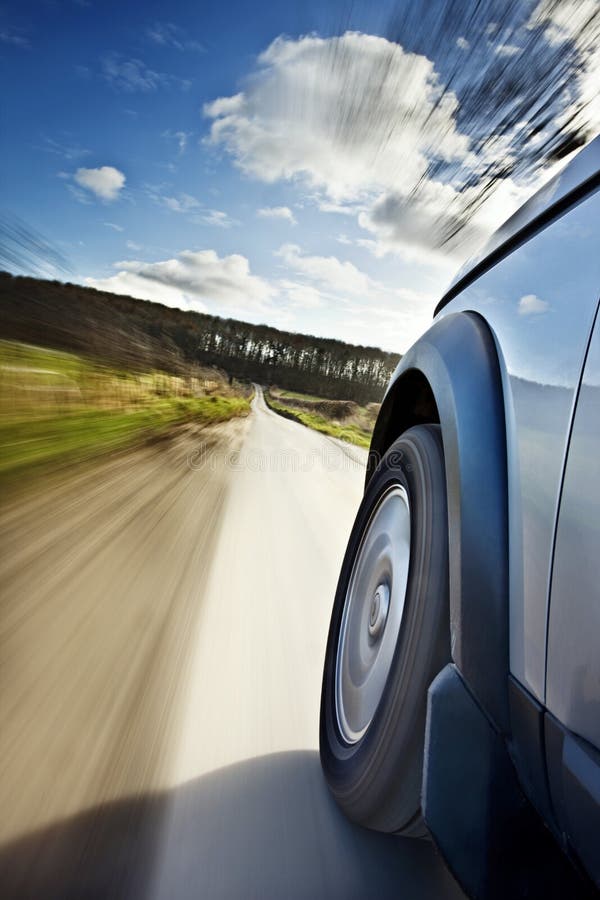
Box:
left=0, top=414, right=249, bottom=859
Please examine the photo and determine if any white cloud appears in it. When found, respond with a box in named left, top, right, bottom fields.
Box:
left=272, top=241, right=435, bottom=347
left=203, top=23, right=599, bottom=266
left=146, top=21, right=180, bottom=47
left=146, top=187, right=237, bottom=227
left=257, top=206, right=297, bottom=225
left=86, top=270, right=200, bottom=310
left=162, top=129, right=191, bottom=154
left=199, top=209, right=237, bottom=228
left=529, top=0, right=598, bottom=46
left=277, top=279, right=322, bottom=309
left=161, top=192, right=200, bottom=213
left=203, top=93, right=244, bottom=118
left=0, top=28, right=30, bottom=49
left=86, top=249, right=274, bottom=312
left=358, top=180, right=467, bottom=264
left=67, top=184, right=93, bottom=205
left=275, top=243, right=372, bottom=295
left=355, top=238, right=380, bottom=253
left=126, top=240, right=142, bottom=251
left=204, top=32, right=469, bottom=204
left=74, top=166, right=126, bottom=202
left=358, top=162, right=538, bottom=266
left=495, top=43, right=520, bottom=57
left=355, top=235, right=406, bottom=261
left=83, top=241, right=438, bottom=352
left=528, top=0, right=600, bottom=132
left=102, top=55, right=191, bottom=92
left=201, top=30, right=525, bottom=262
left=146, top=21, right=204, bottom=52
left=44, top=137, right=90, bottom=161
left=104, top=222, right=124, bottom=232
left=518, top=294, right=549, bottom=316
left=318, top=200, right=361, bottom=216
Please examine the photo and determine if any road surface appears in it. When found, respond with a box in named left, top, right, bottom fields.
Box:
left=0, top=386, right=464, bottom=899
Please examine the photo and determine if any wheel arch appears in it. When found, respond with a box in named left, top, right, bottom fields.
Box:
left=369, top=311, right=510, bottom=731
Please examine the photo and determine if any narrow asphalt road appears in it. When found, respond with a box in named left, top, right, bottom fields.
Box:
left=0, top=387, right=464, bottom=899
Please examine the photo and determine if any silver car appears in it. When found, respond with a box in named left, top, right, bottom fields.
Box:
left=320, top=137, right=600, bottom=898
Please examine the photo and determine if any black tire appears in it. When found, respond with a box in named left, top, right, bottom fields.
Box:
left=320, top=424, right=450, bottom=836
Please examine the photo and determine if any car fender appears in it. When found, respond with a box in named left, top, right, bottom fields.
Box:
left=369, top=311, right=509, bottom=731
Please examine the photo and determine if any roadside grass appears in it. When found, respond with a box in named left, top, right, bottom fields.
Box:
left=0, top=340, right=250, bottom=484
left=276, top=389, right=326, bottom=403
left=265, top=391, right=372, bottom=449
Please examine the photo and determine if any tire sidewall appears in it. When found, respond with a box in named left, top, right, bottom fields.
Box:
left=320, top=426, right=449, bottom=825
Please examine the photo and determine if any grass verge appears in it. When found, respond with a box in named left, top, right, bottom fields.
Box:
left=1, top=396, right=250, bottom=483
left=0, top=340, right=250, bottom=486
left=264, top=391, right=371, bottom=448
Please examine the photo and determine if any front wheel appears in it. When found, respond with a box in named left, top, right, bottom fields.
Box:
left=320, top=424, right=450, bottom=836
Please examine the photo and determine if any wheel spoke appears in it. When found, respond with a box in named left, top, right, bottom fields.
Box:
left=335, top=484, right=410, bottom=744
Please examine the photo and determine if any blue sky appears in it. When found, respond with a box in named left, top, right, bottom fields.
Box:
left=1, top=0, right=597, bottom=352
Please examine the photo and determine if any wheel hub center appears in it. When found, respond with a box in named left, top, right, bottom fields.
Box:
left=368, top=583, right=390, bottom=639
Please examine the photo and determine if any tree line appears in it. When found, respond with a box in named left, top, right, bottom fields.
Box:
left=0, top=272, right=401, bottom=403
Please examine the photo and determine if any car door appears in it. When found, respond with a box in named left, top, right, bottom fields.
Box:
left=545, top=298, right=600, bottom=887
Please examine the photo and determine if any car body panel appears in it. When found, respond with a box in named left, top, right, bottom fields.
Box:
left=424, top=665, right=588, bottom=898
left=433, top=189, right=600, bottom=701
left=545, top=713, right=600, bottom=889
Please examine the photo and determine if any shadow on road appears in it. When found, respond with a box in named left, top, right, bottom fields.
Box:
left=0, top=750, right=463, bottom=899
